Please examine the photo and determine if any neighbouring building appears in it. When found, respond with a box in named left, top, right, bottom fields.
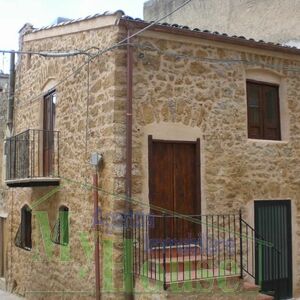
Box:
left=2, top=9, right=300, bottom=300
left=0, top=71, right=9, bottom=287
left=144, top=0, right=300, bottom=46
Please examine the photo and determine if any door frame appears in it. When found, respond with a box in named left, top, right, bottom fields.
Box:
left=148, top=136, right=201, bottom=217
left=254, top=199, right=293, bottom=299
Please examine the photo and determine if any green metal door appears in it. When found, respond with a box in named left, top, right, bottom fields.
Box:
left=255, top=200, right=292, bottom=299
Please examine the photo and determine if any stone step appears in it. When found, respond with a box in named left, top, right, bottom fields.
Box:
left=147, top=268, right=237, bottom=283
left=149, top=245, right=202, bottom=259
left=165, top=274, right=241, bottom=290
left=147, top=254, right=238, bottom=274
left=257, top=293, right=274, bottom=300
left=149, top=259, right=211, bottom=273
left=0, top=277, right=6, bottom=291
left=137, top=271, right=265, bottom=297
left=243, top=281, right=260, bottom=292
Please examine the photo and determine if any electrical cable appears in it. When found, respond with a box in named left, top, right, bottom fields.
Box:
left=9, top=0, right=194, bottom=108
left=3, top=40, right=300, bottom=104
left=0, top=49, right=91, bottom=57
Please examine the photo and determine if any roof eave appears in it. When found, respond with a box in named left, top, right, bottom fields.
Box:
left=119, top=19, right=300, bottom=56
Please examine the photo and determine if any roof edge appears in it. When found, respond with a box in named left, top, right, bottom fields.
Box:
left=23, top=11, right=124, bottom=43
left=120, top=18, right=300, bottom=56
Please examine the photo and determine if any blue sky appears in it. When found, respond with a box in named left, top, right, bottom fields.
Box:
left=0, top=0, right=145, bottom=72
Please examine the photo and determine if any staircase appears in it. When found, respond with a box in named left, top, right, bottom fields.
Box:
left=123, top=211, right=280, bottom=299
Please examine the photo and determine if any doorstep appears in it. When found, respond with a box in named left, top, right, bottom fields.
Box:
left=0, top=277, right=5, bottom=290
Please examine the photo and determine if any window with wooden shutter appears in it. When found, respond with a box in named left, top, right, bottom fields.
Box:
left=247, top=81, right=281, bottom=140
left=15, top=205, right=32, bottom=250
left=51, top=206, right=69, bottom=245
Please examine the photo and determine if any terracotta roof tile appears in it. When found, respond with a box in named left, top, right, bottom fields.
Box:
left=26, top=11, right=300, bottom=54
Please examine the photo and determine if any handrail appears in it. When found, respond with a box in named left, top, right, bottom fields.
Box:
left=123, top=211, right=281, bottom=298
left=123, top=212, right=271, bottom=247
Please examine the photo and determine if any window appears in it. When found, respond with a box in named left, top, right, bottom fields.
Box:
left=247, top=81, right=281, bottom=140
left=15, top=205, right=32, bottom=250
left=52, top=206, right=69, bottom=245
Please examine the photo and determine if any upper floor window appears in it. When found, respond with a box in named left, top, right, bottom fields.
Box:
left=15, top=205, right=32, bottom=250
left=247, top=80, right=281, bottom=140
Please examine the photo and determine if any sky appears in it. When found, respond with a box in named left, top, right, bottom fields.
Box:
left=0, top=0, right=145, bottom=72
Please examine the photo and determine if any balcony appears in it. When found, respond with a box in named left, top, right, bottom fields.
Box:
left=5, top=129, right=60, bottom=187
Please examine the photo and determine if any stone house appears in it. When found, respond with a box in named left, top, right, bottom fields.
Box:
left=2, top=10, right=300, bottom=300
left=144, top=0, right=300, bottom=46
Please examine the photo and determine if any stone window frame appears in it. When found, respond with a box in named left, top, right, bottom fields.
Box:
left=245, top=68, right=289, bottom=142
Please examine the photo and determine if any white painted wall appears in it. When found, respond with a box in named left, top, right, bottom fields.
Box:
left=144, top=0, right=300, bottom=44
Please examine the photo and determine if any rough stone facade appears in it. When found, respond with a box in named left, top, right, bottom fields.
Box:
left=125, top=31, right=300, bottom=298
left=144, top=0, right=300, bottom=44
left=4, top=11, right=300, bottom=300
left=8, top=14, right=127, bottom=300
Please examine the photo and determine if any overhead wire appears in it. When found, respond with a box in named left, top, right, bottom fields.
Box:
left=0, top=49, right=91, bottom=57
left=8, top=0, right=194, bottom=109
left=7, top=44, right=300, bottom=110
left=4, top=41, right=300, bottom=105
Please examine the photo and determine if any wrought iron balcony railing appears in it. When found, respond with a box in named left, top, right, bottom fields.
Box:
left=5, top=129, right=60, bottom=187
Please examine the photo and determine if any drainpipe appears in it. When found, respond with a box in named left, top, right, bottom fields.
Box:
left=124, top=23, right=134, bottom=300
left=125, top=26, right=133, bottom=213
left=90, top=153, right=103, bottom=300
left=93, top=170, right=101, bottom=300
left=7, top=51, right=15, bottom=135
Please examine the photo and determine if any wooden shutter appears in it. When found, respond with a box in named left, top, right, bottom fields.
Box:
left=25, top=208, right=32, bottom=249
left=247, top=81, right=281, bottom=140
left=14, top=225, right=22, bottom=248
left=21, top=206, right=32, bottom=249
left=262, top=85, right=281, bottom=140
left=247, top=82, right=263, bottom=139
left=43, top=91, right=56, bottom=176
left=60, top=206, right=69, bottom=245
left=52, top=206, right=69, bottom=245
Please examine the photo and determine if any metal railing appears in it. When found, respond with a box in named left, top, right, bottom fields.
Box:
left=5, top=129, right=59, bottom=180
left=123, top=213, right=241, bottom=289
left=123, top=211, right=281, bottom=298
left=240, top=214, right=281, bottom=299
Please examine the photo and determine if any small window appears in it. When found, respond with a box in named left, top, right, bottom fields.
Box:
left=52, top=206, right=69, bottom=245
left=15, top=205, right=32, bottom=250
left=247, top=81, right=281, bottom=140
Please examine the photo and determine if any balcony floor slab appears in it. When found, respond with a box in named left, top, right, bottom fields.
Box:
left=5, top=177, right=60, bottom=187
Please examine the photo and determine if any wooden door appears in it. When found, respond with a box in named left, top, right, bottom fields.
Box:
left=43, top=91, right=56, bottom=176
left=148, top=137, right=200, bottom=241
left=255, top=200, right=292, bottom=299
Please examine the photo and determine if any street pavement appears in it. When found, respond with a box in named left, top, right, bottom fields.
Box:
left=0, top=290, right=24, bottom=299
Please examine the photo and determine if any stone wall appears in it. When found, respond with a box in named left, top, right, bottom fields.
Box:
left=7, top=15, right=300, bottom=300
left=144, top=0, right=300, bottom=44
left=113, top=29, right=300, bottom=297
left=9, top=22, right=127, bottom=299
